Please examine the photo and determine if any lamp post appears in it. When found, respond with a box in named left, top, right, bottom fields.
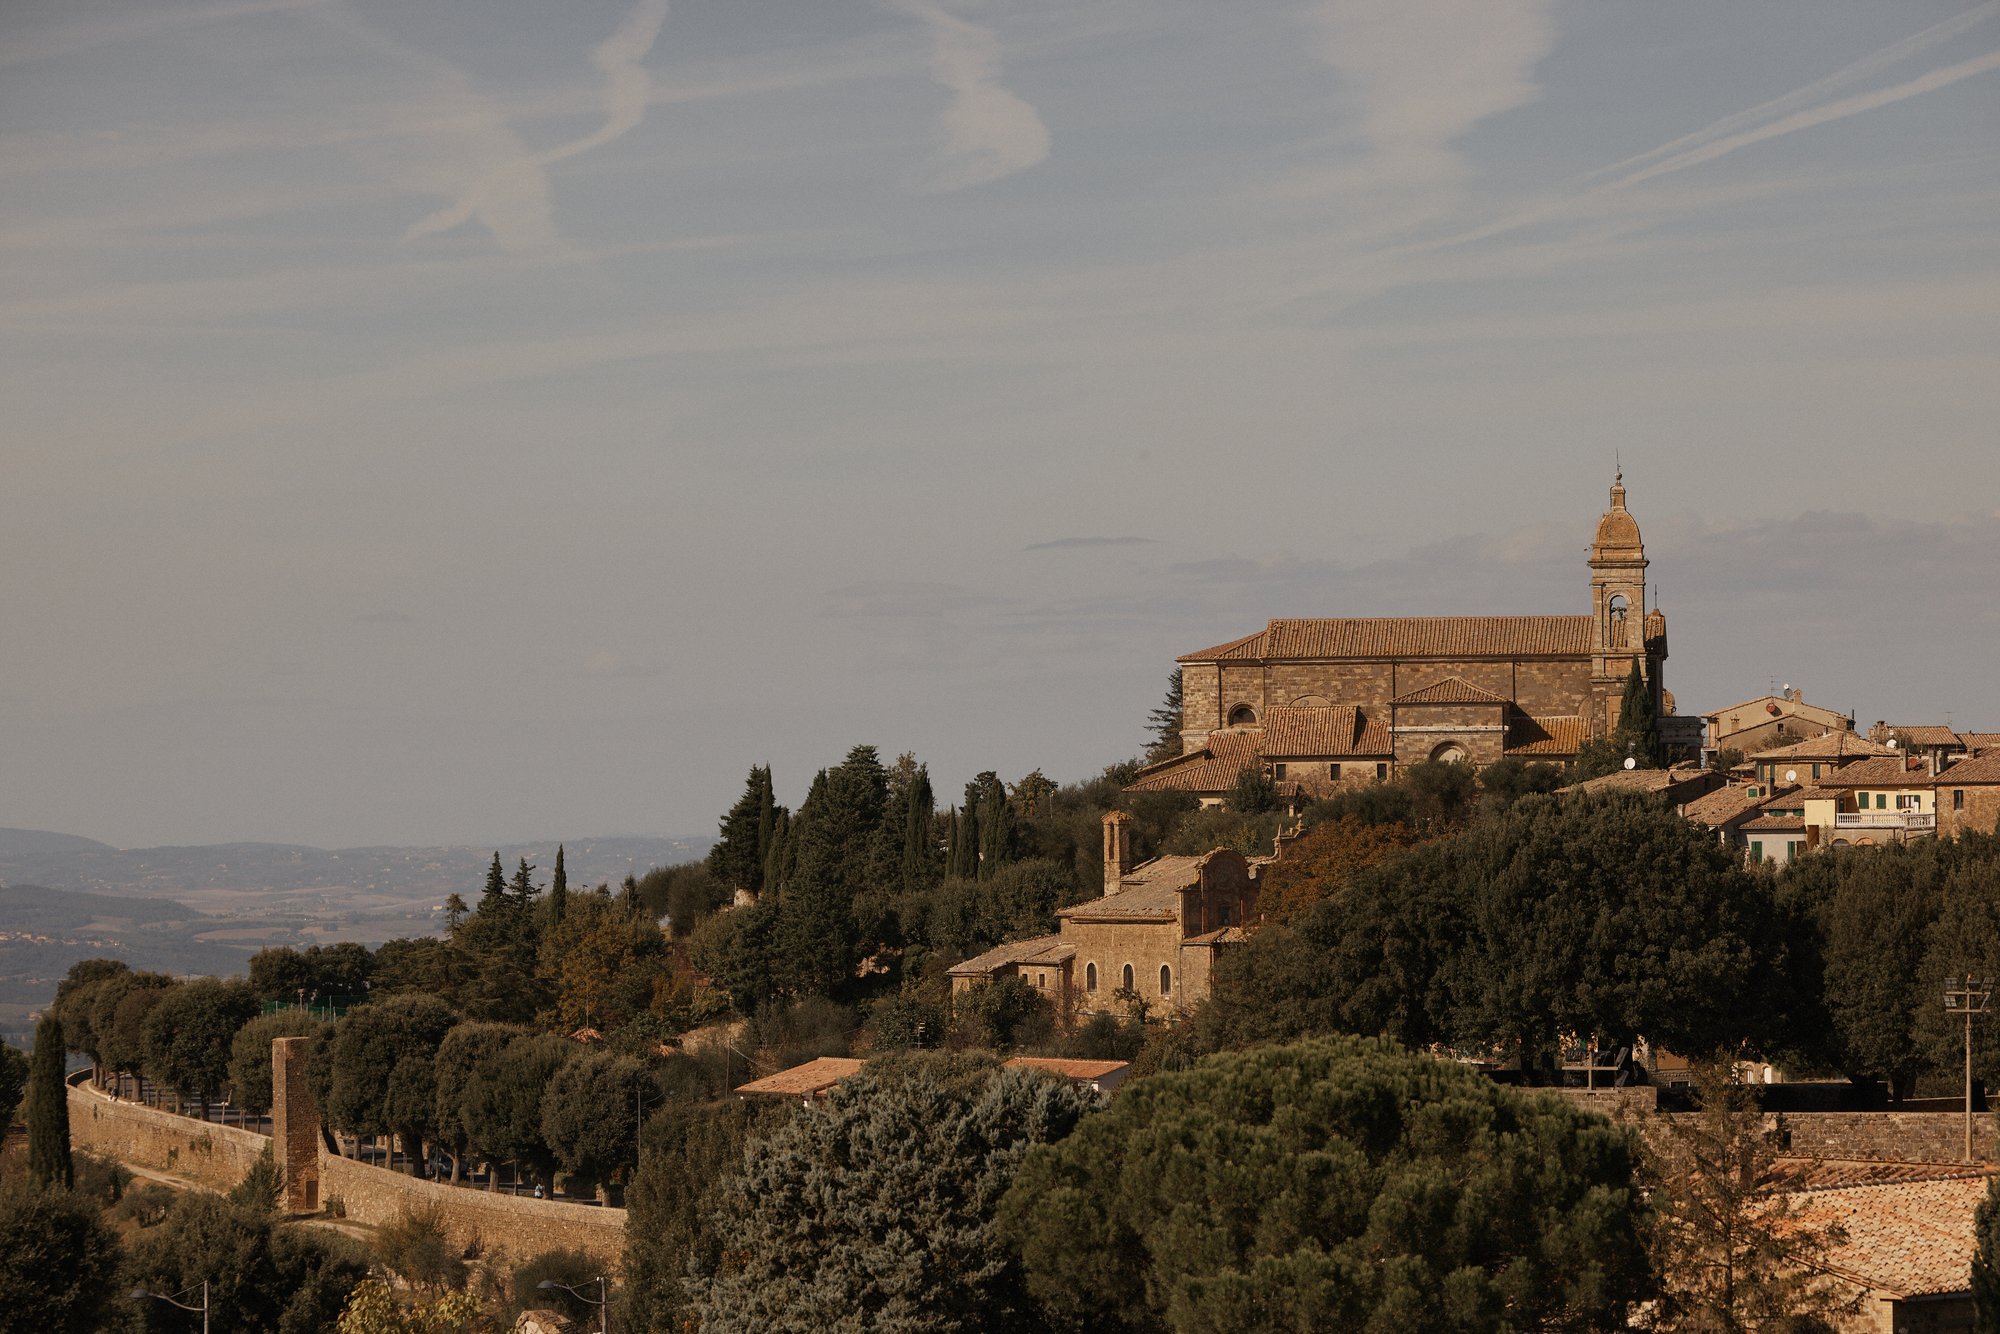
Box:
left=132, top=1281, right=208, bottom=1334
left=539, top=1276, right=609, bottom=1334
left=1943, top=975, right=1994, bottom=1163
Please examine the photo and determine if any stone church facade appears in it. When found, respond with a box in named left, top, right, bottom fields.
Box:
left=1133, top=476, right=1669, bottom=802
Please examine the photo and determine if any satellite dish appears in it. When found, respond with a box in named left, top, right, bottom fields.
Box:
left=1888, top=738, right=1900, bottom=749
left=1623, top=757, right=1637, bottom=770
left=1785, top=770, right=1797, bottom=784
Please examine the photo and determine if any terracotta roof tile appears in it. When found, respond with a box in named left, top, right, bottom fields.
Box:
left=1773, top=1158, right=1998, bottom=1192
left=1506, top=715, right=1588, bottom=757
left=1176, top=629, right=1270, bottom=662
left=1390, top=676, right=1511, bottom=706
left=1124, top=730, right=1263, bottom=794
left=1782, top=1176, right=1989, bottom=1298
left=1682, top=784, right=1776, bottom=828
left=947, top=933, right=1073, bottom=977
left=1063, top=853, right=1215, bottom=921
left=1882, top=725, right=1966, bottom=748
left=1261, top=706, right=1391, bottom=756
left=1939, top=753, right=2000, bottom=785
left=1749, top=732, right=1898, bottom=763
left=1960, top=733, right=2000, bottom=752
left=1264, top=615, right=1593, bottom=659
left=1814, top=756, right=1931, bottom=788
left=1563, top=764, right=1707, bottom=797
left=1004, top=1057, right=1130, bottom=1083
left=1740, top=813, right=1805, bottom=832
left=735, top=1057, right=866, bottom=1098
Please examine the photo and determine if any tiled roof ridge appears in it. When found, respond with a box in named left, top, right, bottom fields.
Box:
left=1391, top=675, right=1512, bottom=706
left=1180, top=614, right=1594, bottom=661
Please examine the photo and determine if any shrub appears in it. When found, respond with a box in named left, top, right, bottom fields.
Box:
left=374, top=1201, right=465, bottom=1293
left=510, top=1249, right=606, bottom=1326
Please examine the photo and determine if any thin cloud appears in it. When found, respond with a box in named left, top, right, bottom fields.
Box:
left=1609, top=45, right=2000, bottom=190
left=401, top=0, right=673, bottom=249
left=1025, top=536, right=1156, bottom=551
left=0, top=0, right=324, bottom=68
left=885, top=0, right=1050, bottom=191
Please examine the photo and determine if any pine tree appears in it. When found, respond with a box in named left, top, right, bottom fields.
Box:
left=762, top=809, right=793, bottom=895
left=710, top=766, right=775, bottom=895
left=1146, top=668, right=1184, bottom=763
left=509, top=858, right=537, bottom=904
left=26, top=1012, right=73, bottom=1190
left=481, top=853, right=506, bottom=906
left=621, top=874, right=642, bottom=916
left=443, top=893, right=468, bottom=934
left=548, top=846, right=568, bottom=931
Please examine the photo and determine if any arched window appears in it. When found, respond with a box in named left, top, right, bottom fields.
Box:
left=1085, top=963, right=1097, bottom=992
left=1160, top=965, right=1172, bottom=996
left=1607, top=594, right=1630, bottom=647
left=1227, top=704, right=1257, bottom=727
left=1121, top=963, right=1135, bottom=992
left=1430, top=742, right=1468, bottom=764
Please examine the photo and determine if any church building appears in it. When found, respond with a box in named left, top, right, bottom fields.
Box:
left=1130, top=476, right=1669, bottom=803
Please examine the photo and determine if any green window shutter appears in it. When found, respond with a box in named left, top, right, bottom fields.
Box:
left=1750, top=841, right=1763, bottom=862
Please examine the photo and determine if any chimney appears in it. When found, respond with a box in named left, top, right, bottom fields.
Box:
left=1102, top=810, right=1134, bottom=896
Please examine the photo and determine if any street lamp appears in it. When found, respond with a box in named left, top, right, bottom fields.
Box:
left=1944, top=975, right=1994, bottom=1163
left=132, top=1281, right=209, bottom=1334
left=538, top=1277, right=609, bottom=1334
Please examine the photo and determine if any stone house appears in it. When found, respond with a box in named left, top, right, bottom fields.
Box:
left=948, top=812, right=1262, bottom=1020
left=1936, top=753, right=2000, bottom=839
left=1747, top=732, right=1898, bottom=790
left=1130, top=476, right=1669, bottom=800
left=1706, top=689, right=1854, bottom=756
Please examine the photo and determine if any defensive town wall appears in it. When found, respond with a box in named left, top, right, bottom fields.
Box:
left=1549, top=1086, right=1999, bottom=1163
left=67, top=1075, right=270, bottom=1192
left=65, top=1068, right=626, bottom=1267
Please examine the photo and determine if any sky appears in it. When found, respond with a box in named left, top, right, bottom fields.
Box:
left=3, top=0, right=1998, bottom=849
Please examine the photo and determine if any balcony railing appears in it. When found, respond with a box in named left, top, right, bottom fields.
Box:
left=1833, top=811, right=1934, bottom=831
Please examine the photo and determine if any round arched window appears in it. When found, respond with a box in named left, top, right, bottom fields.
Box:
left=1121, top=963, right=1135, bottom=992
left=1430, top=742, right=1469, bottom=764
left=1227, top=705, right=1257, bottom=726
left=1159, top=965, right=1172, bottom=996
left=1085, top=963, right=1097, bottom=992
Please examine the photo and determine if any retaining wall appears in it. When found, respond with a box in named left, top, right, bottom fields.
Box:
left=66, top=1079, right=271, bottom=1192
left=1775, top=1111, right=1995, bottom=1163
left=319, top=1154, right=624, bottom=1267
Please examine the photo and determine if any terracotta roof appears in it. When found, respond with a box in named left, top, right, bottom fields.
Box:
left=1506, top=715, right=1588, bottom=757
left=1882, top=725, right=1966, bottom=748
left=1063, top=853, right=1211, bottom=922
left=1773, top=1158, right=1998, bottom=1192
left=1184, top=925, right=1253, bottom=946
left=1181, top=616, right=1593, bottom=663
left=1563, top=764, right=1706, bottom=797
left=1938, top=753, right=2000, bottom=785
left=735, top=1056, right=866, bottom=1098
left=1262, top=706, right=1379, bottom=756
left=1782, top=1176, right=1989, bottom=1299
left=1004, top=1057, right=1129, bottom=1083
left=947, top=933, right=1073, bottom=977
left=1681, top=784, right=1771, bottom=828
left=1960, top=733, right=2000, bottom=752
left=1176, top=629, right=1269, bottom=663
left=1124, top=730, right=1263, bottom=794
left=1390, top=676, right=1511, bottom=706
left=1741, top=813, right=1805, bottom=832
left=1749, top=732, right=1898, bottom=763
left=1815, top=756, right=1931, bottom=789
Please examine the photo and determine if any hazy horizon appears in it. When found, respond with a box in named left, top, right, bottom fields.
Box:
left=5, top=0, right=1998, bottom=847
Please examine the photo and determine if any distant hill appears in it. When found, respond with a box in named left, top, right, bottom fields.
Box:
left=0, top=830, right=712, bottom=1036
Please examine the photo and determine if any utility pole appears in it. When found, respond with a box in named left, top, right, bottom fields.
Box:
left=1944, top=975, right=1993, bottom=1163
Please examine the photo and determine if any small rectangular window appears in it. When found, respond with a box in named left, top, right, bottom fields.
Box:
left=1328, top=762, right=1341, bottom=780
left=1956, top=790, right=1967, bottom=811
left=1855, top=792, right=1867, bottom=808
left=1272, top=763, right=1287, bottom=781
left=1750, top=841, right=1763, bottom=863
left=1812, top=764, right=1822, bottom=779
left=1376, top=762, right=1389, bottom=780
left=1787, top=842, right=1799, bottom=863
left=1878, top=793, right=1889, bottom=810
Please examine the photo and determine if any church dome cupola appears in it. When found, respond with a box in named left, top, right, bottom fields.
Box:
left=1592, top=472, right=1643, bottom=557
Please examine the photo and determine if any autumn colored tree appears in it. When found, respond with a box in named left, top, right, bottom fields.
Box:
left=1257, top=816, right=1420, bottom=921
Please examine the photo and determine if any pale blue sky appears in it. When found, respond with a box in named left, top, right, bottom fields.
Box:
left=3, top=0, right=1998, bottom=847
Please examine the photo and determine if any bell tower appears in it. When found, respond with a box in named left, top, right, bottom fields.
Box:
left=1589, top=472, right=1650, bottom=735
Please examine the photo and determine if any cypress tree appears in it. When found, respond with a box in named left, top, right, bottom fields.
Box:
left=974, top=772, right=1010, bottom=880
left=762, top=809, right=793, bottom=896
left=902, top=765, right=936, bottom=893
left=755, top=768, right=778, bottom=871
left=951, top=789, right=981, bottom=881
left=26, top=1012, right=73, bottom=1190
left=548, top=846, right=568, bottom=931
left=1617, top=660, right=1662, bottom=766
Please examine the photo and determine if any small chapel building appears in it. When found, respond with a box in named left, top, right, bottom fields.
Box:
left=1129, top=475, right=1671, bottom=803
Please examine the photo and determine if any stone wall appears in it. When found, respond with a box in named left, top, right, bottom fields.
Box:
left=1775, top=1112, right=1995, bottom=1164
left=67, top=1078, right=271, bottom=1192
left=1939, top=783, right=2000, bottom=839
left=319, top=1154, right=624, bottom=1268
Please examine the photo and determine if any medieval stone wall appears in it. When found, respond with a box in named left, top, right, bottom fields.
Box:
left=1939, top=785, right=2000, bottom=839
left=67, top=1078, right=271, bottom=1192
left=318, top=1154, right=624, bottom=1268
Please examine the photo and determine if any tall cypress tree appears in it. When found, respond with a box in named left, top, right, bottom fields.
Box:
left=951, top=787, right=981, bottom=881
left=974, top=772, right=1010, bottom=881
left=1617, top=660, right=1662, bottom=766
left=26, top=1012, right=73, bottom=1190
left=902, top=765, right=936, bottom=893
left=548, top=845, right=568, bottom=931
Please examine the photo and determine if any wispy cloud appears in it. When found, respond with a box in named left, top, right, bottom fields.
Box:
left=1025, top=536, right=1155, bottom=551
left=401, top=0, right=673, bottom=249
left=0, top=0, right=324, bottom=68
left=884, top=0, right=1050, bottom=191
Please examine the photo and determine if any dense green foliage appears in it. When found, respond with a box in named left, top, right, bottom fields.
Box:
left=143, top=976, right=260, bottom=1111
left=0, top=1177, right=124, bottom=1332
left=128, top=1189, right=369, bottom=1333
left=0, top=1039, right=27, bottom=1127
left=27, top=1012, right=73, bottom=1189
left=999, top=1037, right=1651, bottom=1333
left=226, top=1011, right=328, bottom=1116
left=325, top=993, right=457, bottom=1174
left=689, top=1054, right=1099, bottom=1333
left=1974, top=1175, right=2000, bottom=1332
